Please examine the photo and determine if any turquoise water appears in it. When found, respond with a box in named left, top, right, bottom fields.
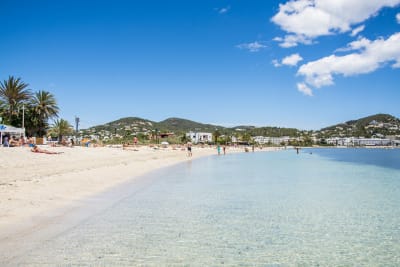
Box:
left=13, top=149, right=400, bottom=266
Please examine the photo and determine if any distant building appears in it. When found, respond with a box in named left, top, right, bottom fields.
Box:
left=326, top=137, right=392, bottom=146
left=253, top=136, right=292, bottom=145
left=186, top=131, right=212, bottom=144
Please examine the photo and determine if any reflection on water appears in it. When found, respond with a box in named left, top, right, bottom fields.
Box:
left=13, top=150, right=400, bottom=266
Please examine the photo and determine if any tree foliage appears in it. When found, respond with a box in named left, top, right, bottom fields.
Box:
left=0, top=76, right=32, bottom=125
left=0, top=76, right=61, bottom=137
left=50, top=119, right=73, bottom=142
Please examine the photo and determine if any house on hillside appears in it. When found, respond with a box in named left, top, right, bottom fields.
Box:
left=186, top=131, right=212, bottom=144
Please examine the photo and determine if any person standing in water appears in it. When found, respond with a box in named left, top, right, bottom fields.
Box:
left=187, top=142, right=192, bottom=157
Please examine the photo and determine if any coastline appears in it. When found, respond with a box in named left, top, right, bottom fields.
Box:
left=0, top=145, right=217, bottom=263
left=0, top=144, right=280, bottom=263
left=0, top=145, right=212, bottom=230
left=0, top=145, right=279, bottom=242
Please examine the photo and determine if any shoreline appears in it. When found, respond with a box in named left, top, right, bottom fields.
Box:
left=0, top=146, right=213, bottom=229
left=0, top=144, right=279, bottom=263
left=0, top=145, right=278, bottom=245
left=0, top=145, right=217, bottom=263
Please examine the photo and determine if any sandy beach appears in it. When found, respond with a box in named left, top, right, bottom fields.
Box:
left=1, top=145, right=274, bottom=237
left=0, top=145, right=214, bottom=230
left=0, top=144, right=281, bottom=264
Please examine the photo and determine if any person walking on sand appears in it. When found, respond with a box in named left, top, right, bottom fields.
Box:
left=217, top=144, right=221, bottom=155
left=187, top=142, right=192, bottom=157
left=223, top=145, right=226, bottom=155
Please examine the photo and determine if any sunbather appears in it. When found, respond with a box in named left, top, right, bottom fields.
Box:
left=31, top=145, right=63, bottom=154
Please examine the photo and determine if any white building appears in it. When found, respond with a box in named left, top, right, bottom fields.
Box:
left=354, top=138, right=392, bottom=146
left=186, top=131, right=213, bottom=144
left=253, top=136, right=292, bottom=145
left=326, top=137, right=392, bottom=146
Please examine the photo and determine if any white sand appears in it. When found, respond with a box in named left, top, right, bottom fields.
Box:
left=0, top=145, right=216, bottom=229
left=0, top=144, right=280, bottom=263
left=1, top=145, right=271, bottom=233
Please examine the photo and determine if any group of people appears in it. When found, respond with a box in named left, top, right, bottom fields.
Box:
left=216, top=145, right=226, bottom=155
left=186, top=143, right=228, bottom=157
left=2, top=135, right=34, bottom=147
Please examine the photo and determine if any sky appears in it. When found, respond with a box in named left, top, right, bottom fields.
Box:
left=1, top=0, right=400, bottom=130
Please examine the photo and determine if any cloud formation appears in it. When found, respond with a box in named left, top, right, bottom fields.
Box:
left=273, top=53, right=303, bottom=67
left=350, top=25, right=365, bottom=37
left=236, top=41, right=267, bottom=52
left=296, top=33, right=400, bottom=95
left=273, top=35, right=313, bottom=48
left=397, top=13, right=400, bottom=23
left=297, top=83, right=313, bottom=96
left=271, top=0, right=400, bottom=47
left=282, top=53, right=303, bottom=66
left=218, top=6, right=230, bottom=14
left=272, top=59, right=281, bottom=67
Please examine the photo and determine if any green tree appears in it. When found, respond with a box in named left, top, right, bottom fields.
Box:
left=213, top=130, right=220, bottom=144
left=180, top=134, right=189, bottom=144
left=30, top=90, right=59, bottom=136
left=0, top=76, right=32, bottom=125
left=241, top=133, right=252, bottom=143
left=50, top=119, right=72, bottom=143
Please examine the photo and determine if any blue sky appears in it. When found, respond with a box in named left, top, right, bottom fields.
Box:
left=1, top=0, right=399, bottom=130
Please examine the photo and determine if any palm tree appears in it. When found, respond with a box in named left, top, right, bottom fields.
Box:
left=30, top=90, right=59, bottom=136
left=0, top=76, right=32, bottom=125
left=50, top=119, right=72, bottom=143
left=0, top=99, right=5, bottom=122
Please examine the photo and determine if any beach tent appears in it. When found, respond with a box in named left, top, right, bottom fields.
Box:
left=0, top=124, right=25, bottom=145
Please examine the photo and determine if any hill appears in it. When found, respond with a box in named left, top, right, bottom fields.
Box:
left=81, top=113, right=400, bottom=142
left=156, top=118, right=226, bottom=133
left=84, top=117, right=156, bottom=136
left=319, top=114, right=400, bottom=138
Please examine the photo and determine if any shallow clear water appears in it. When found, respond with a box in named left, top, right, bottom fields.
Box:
left=14, top=149, right=400, bottom=266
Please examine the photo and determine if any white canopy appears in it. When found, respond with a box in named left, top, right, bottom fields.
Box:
left=0, top=124, right=25, bottom=144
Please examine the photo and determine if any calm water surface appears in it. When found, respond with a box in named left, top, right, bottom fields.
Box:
left=14, top=149, right=400, bottom=266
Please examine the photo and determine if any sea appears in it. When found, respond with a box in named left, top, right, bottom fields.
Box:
left=10, top=148, right=400, bottom=266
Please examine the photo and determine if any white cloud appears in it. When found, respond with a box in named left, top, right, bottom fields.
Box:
left=397, top=13, right=400, bottom=23
left=272, top=0, right=400, bottom=47
left=274, top=34, right=313, bottom=48
left=297, top=32, right=400, bottom=92
left=218, top=6, right=230, bottom=14
left=297, top=83, right=313, bottom=96
left=272, top=59, right=281, bottom=67
left=282, top=53, right=303, bottom=66
left=236, top=41, right=267, bottom=52
left=350, top=25, right=365, bottom=37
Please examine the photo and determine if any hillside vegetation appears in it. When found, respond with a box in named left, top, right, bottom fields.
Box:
left=82, top=114, right=400, bottom=142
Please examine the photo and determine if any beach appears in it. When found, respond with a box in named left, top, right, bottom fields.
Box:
left=0, top=145, right=210, bottom=231
left=0, top=144, right=279, bottom=264
left=0, top=145, right=275, bottom=241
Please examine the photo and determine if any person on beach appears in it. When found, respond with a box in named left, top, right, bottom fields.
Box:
left=133, top=136, right=138, bottom=146
left=3, top=135, right=9, bottom=147
left=217, top=144, right=221, bottom=155
left=31, top=145, right=63, bottom=154
left=223, top=145, right=226, bottom=155
left=187, top=142, right=192, bottom=157
left=9, top=136, right=19, bottom=147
